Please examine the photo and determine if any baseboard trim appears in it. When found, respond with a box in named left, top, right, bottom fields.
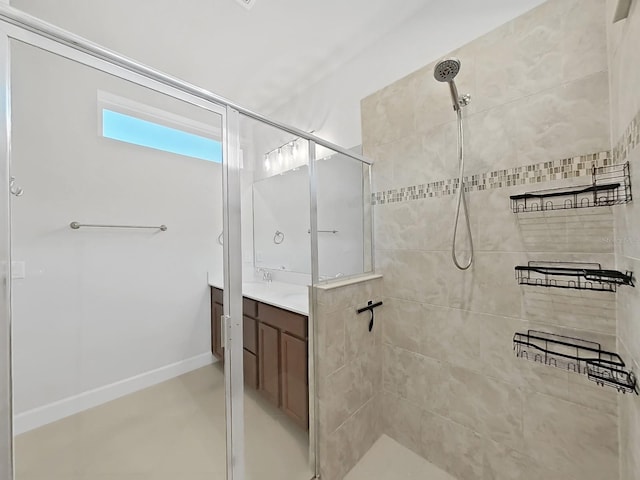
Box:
left=14, top=352, right=216, bottom=435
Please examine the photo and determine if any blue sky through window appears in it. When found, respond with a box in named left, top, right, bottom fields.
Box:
left=102, top=109, right=222, bottom=163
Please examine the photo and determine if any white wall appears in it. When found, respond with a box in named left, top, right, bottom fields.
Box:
left=265, top=0, right=548, bottom=149
left=11, top=40, right=223, bottom=431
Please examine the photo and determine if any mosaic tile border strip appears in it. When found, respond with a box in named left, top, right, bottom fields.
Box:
left=372, top=152, right=612, bottom=205
left=613, top=108, right=640, bottom=164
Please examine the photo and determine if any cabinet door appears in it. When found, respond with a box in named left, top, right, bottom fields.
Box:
left=243, top=349, right=258, bottom=389
left=280, top=332, right=308, bottom=428
left=243, top=315, right=257, bottom=354
left=212, top=302, right=224, bottom=360
left=258, top=322, right=280, bottom=406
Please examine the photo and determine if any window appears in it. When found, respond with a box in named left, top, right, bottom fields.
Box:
left=99, top=92, right=222, bottom=163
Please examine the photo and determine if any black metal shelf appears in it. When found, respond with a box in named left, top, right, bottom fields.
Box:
left=510, top=162, right=631, bottom=212
left=513, top=330, right=638, bottom=394
left=515, top=261, right=634, bottom=292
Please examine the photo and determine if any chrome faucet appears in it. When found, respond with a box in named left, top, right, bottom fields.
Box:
left=257, top=268, right=272, bottom=283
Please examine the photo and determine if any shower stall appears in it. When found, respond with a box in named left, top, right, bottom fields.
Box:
left=0, top=5, right=374, bottom=480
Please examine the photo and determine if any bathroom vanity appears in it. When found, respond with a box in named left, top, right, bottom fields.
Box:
left=210, top=285, right=309, bottom=429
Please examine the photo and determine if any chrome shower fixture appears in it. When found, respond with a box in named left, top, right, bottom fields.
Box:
left=433, top=57, right=471, bottom=111
left=434, top=57, right=474, bottom=270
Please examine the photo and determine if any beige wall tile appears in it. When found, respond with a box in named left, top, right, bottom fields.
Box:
left=614, top=149, right=640, bottom=260
left=482, top=438, right=575, bottom=480
left=315, top=306, right=346, bottom=378
left=562, top=0, right=608, bottom=83
left=360, top=73, right=418, bottom=149
left=420, top=410, right=483, bottom=480
left=382, top=343, right=448, bottom=417
left=476, top=1, right=566, bottom=110
left=617, top=343, right=640, bottom=480
left=315, top=277, right=384, bottom=479
left=380, top=391, right=422, bottom=456
left=516, top=72, right=610, bottom=166
left=381, top=297, right=424, bottom=354
left=522, top=288, right=617, bottom=334
left=609, top=0, right=640, bottom=137
left=617, top=255, right=640, bottom=364
left=320, top=350, right=379, bottom=435
left=319, top=395, right=381, bottom=480
left=445, top=365, right=525, bottom=450
left=523, top=393, right=619, bottom=480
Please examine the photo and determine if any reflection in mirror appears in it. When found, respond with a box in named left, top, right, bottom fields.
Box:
left=253, top=154, right=366, bottom=279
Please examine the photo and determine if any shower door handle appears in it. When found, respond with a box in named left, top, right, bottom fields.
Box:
left=221, top=314, right=230, bottom=349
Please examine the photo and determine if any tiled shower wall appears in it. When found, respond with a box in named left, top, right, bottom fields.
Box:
left=607, top=0, right=640, bottom=478
left=314, top=276, right=384, bottom=480
left=362, top=1, right=623, bottom=479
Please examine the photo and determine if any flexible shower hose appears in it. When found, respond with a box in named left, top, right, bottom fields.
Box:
left=452, top=108, right=474, bottom=270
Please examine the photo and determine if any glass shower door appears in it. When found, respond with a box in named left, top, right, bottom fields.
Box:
left=3, top=31, right=245, bottom=480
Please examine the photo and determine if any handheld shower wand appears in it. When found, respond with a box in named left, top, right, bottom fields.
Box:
left=433, top=58, right=473, bottom=270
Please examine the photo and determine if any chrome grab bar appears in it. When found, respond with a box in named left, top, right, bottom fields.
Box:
left=307, top=229, right=338, bottom=234
left=70, top=222, right=167, bottom=231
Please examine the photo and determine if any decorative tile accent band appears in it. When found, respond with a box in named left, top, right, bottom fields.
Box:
left=613, top=107, right=640, bottom=164
left=372, top=152, right=612, bottom=206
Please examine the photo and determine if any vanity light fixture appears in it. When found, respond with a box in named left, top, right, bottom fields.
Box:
left=264, top=135, right=310, bottom=166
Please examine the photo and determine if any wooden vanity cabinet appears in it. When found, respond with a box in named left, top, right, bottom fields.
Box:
left=210, top=286, right=309, bottom=429
left=211, top=288, right=224, bottom=360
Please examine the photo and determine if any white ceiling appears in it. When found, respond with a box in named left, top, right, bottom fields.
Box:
left=12, top=0, right=435, bottom=110
left=204, top=0, right=436, bottom=111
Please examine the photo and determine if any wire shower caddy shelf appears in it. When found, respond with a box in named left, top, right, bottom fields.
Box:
left=510, top=162, right=631, bottom=213
left=513, top=330, right=638, bottom=394
left=515, top=261, right=634, bottom=292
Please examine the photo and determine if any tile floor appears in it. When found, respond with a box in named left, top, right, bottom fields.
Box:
left=344, top=435, right=456, bottom=480
left=14, top=363, right=313, bottom=480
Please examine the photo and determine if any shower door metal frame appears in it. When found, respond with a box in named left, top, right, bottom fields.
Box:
left=0, top=20, right=12, bottom=480
left=0, top=11, right=248, bottom=480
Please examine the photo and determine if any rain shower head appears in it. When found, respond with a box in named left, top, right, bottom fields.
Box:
left=433, top=57, right=461, bottom=82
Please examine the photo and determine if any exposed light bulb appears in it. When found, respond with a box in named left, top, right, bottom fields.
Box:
left=277, top=148, right=283, bottom=166
left=264, top=154, right=270, bottom=171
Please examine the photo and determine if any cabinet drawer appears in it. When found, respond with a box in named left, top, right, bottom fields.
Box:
left=211, top=287, right=223, bottom=305
left=243, top=316, right=257, bottom=354
left=243, top=297, right=258, bottom=318
left=243, top=349, right=258, bottom=389
left=257, top=303, right=307, bottom=339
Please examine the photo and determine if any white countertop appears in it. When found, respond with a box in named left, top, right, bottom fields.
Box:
left=208, top=277, right=309, bottom=316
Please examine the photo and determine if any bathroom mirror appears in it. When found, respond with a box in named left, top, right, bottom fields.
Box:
left=252, top=154, right=367, bottom=278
